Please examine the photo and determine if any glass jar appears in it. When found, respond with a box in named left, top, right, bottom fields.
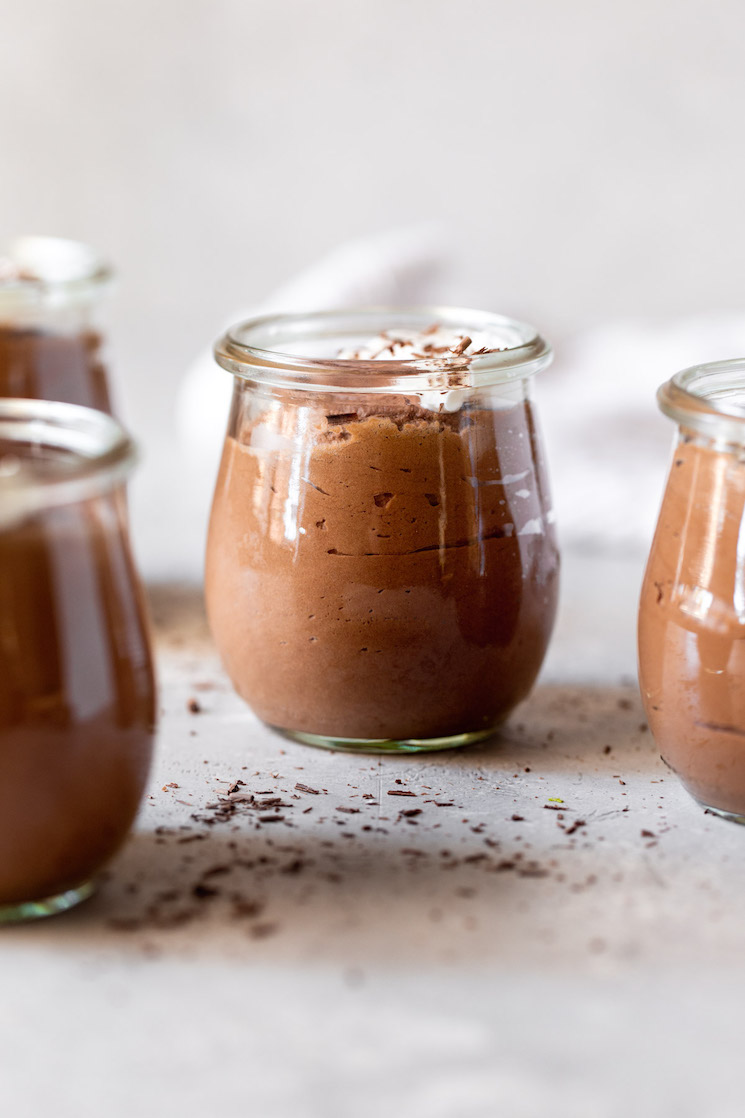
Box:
left=639, top=358, right=745, bottom=822
left=0, top=399, right=156, bottom=921
left=206, top=308, right=559, bottom=753
left=0, top=236, right=114, bottom=412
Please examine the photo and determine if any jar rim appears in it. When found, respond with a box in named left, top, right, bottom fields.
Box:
left=0, top=399, right=137, bottom=524
left=658, top=358, right=745, bottom=440
left=214, top=307, right=552, bottom=394
left=0, top=236, right=113, bottom=313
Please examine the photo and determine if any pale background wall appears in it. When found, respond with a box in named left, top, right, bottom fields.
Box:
left=2, top=0, right=744, bottom=574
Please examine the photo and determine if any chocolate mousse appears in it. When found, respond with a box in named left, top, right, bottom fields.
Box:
left=640, top=439, right=745, bottom=814
left=206, top=324, right=559, bottom=745
left=0, top=239, right=113, bottom=412
left=0, top=325, right=112, bottom=412
left=0, top=435, right=155, bottom=911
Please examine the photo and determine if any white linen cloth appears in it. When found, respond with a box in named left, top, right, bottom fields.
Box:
left=175, top=224, right=453, bottom=525
left=541, top=313, right=745, bottom=556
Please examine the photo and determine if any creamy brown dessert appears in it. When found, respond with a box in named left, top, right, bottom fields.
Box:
left=206, top=322, right=559, bottom=745
left=0, top=426, right=155, bottom=912
left=0, top=237, right=113, bottom=412
left=640, top=438, right=745, bottom=814
left=0, top=325, right=112, bottom=412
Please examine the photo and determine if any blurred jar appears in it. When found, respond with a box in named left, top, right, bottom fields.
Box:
left=0, top=399, right=156, bottom=921
left=206, top=308, right=559, bottom=753
left=639, top=359, right=745, bottom=822
left=0, top=236, right=114, bottom=412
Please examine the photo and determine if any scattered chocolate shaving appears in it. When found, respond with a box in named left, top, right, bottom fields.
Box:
left=201, top=865, right=230, bottom=878
left=232, top=899, right=264, bottom=919
left=187, top=698, right=202, bottom=714
left=518, top=865, right=549, bottom=879
left=250, top=923, right=279, bottom=940
left=387, top=790, right=416, bottom=797
left=192, top=883, right=218, bottom=900
left=295, top=782, right=320, bottom=794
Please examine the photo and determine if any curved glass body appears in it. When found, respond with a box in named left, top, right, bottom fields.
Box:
left=206, top=308, right=559, bottom=753
left=639, top=359, right=745, bottom=821
left=0, top=400, right=156, bottom=920
left=0, top=236, right=113, bottom=412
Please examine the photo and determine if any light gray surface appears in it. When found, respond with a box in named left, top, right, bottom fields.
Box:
left=2, top=552, right=744, bottom=1117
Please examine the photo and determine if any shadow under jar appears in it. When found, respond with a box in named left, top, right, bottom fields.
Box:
left=0, top=400, right=156, bottom=921
left=639, top=359, right=745, bottom=822
left=0, top=236, right=114, bottom=413
left=206, top=309, right=559, bottom=753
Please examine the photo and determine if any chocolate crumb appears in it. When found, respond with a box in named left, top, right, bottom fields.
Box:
left=250, top=923, right=279, bottom=940
left=192, top=883, right=218, bottom=900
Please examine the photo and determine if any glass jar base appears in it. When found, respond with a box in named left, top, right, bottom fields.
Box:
left=697, top=801, right=745, bottom=826
left=274, top=726, right=496, bottom=754
left=0, top=880, right=95, bottom=925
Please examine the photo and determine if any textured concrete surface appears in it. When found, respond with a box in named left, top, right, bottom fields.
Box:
left=2, top=553, right=744, bottom=1116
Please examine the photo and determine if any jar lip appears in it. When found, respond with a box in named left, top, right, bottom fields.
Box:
left=659, top=358, right=745, bottom=439
left=214, top=306, right=552, bottom=393
left=0, top=236, right=113, bottom=311
left=0, top=399, right=137, bottom=522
